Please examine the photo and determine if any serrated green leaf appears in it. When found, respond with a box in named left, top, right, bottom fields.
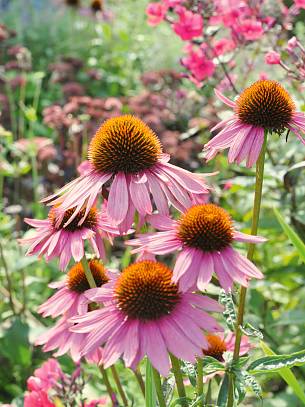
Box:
left=274, top=207, right=305, bottom=263
left=242, top=371, right=262, bottom=399
left=180, top=361, right=197, bottom=387
left=219, top=290, right=236, bottom=331
left=240, top=322, right=263, bottom=339
left=260, top=341, right=305, bottom=405
left=248, top=348, right=305, bottom=374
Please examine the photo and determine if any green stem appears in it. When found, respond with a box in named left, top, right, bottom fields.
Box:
left=110, top=365, right=128, bottom=406
left=134, top=368, right=145, bottom=397
left=80, top=256, right=96, bottom=288
left=99, top=366, right=117, bottom=407
left=170, top=354, right=188, bottom=406
left=152, top=367, right=166, bottom=407
left=196, top=358, right=203, bottom=405
left=0, top=241, right=16, bottom=315
left=227, top=132, right=268, bottom=407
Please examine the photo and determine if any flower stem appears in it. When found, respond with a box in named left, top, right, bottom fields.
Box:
left=99, top=366, right=118, bottom=407
left=227, top=132, right=267, bottom=407
left=152, top=367, right=166, bottom=407
left=80, top=256, right=96, bottom=288
left=134, top=368, right=145, bottom=397
left=196, top=358, right=203, bottom=406
left=110, top=365, right=128, bottom=406
left=170, top=354, right=188, bottom=406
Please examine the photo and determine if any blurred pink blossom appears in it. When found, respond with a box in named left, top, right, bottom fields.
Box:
left=265, top=51, right=281, bottom=65
left=295, top=0, right=305, bottom=9
left=173, top=7, right=203, bottom=40
left=213, top=38, right=236, bottom=56
left=182, top=47, right=215, bottom=83
left=237, top=19, right=264, bottom=41
left=146, top=3, right=168, bottom=26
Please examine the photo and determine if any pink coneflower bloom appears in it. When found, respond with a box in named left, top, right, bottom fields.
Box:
left=42, top=115, right=210, bottom=233
left=19, top=205, right=118, bottom=271
left=127, top=204, right=265, bottom=291
left=200, top=332, right=252, bottom=383
left=36, top=260, right=109, bottom=361
left=70, top=260, right=223, bottom=376
left=203, top=80, right=305, bottom=167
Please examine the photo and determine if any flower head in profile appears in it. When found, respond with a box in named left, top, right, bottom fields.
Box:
left=42, top=115, right=210, bottom=233
left=36, top=260, right=109, bottom=362
left=19, top=205, right=119, bottom=270
left=127, top=203, right=265, bottom=291
left=71, top=260, right=223, bottom=376
left=203, top=80, right=305, bottom=167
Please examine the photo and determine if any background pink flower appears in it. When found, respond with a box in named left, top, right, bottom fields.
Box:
left=146, top=3, right=168, bottom=26
left=173, top=7, right=203, bottom=40
left=265, top=51, right=281, bottom=65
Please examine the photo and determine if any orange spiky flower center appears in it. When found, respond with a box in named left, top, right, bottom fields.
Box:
left=178, top=204, right=234, bottom=252
left=88, top=115, right=162, bottom=174
left=91, top=0, right=103, bottom=12
left=203, top=334, right=227, bottom=361
left=49, top=206, right=97, bottom=232
left=236, top=80, right=295, bottom=134
left=67, top=259, right=109, bottom=293
left=114, top=260, right=181, bottom=321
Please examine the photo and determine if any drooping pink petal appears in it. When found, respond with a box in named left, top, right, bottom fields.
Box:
left=172, top=247, right=196, bottom=282
left=214, top=89, right=236, bottom=108
left=108, top=173, right=129, bottom=224
left=233, top=230, right=267, bottom=243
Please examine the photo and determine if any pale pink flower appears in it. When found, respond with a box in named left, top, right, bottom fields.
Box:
left=127, top=204, right=265, bottom=292
left=146, top=3, right=168, bottom=26
left=265, top=51, right=281, bottom=65
left=71, top=260, right=223, bottom=376
left=27, top=359, right=62, bottom=392
left=19, top=205, right=119, bottom=271
left=24, top=390, right=54, bottom=407
left=173, top=7, right=203, bottom=40
left=182, top=47, right=215, bottom=82
left=41, top=116, right=210, bottom=233
left=287, top=36, right=298, bottom=51
left=204, top=80, right=305, bottom=167
left=213, top=38, right=236, bottom=57
left=237, top=19, right=264, bottom=41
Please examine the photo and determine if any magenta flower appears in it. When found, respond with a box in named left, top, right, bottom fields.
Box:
left=237, top=19, right=264, bottom=41
left=19, top=205, right=118, bottom=270
left=42, top=116, right=210, bottom=232
left=127, top=204, right=265, bottom=292
left=24, top=389, right=54, bottom=407
left=173, top=7, right=203, bottom=40
left=182, top=47, right=215, bottom=83
left=146, top=3, right=168, bottom=26
left=36, top=260, right=109, bottom=361
left=265, top=51, right=281, bottom=65
left=71, top=260, right=223, bottom=376
left=204, top=80, right=305, bottom=167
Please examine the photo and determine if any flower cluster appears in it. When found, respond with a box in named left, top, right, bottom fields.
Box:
left=21, top=111, right=269, bottom=378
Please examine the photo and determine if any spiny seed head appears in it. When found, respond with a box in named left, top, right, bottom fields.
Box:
left=67, top=259, right=109, bottom=293
left=114, top=260, right=181, bottom=321
left=178, top=204, right=233, bottom=252
left=49, top=206, right=97, bottom=232
left=91, top=0, right=103, bottom=11
left=88, top=115, right=162, bottom=174
left=236, top=80, right=295, bottom=133
left=202, top=334, right=227, bottom=361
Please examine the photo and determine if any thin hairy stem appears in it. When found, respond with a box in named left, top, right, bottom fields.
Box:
left=170, top=354, right=188, bottom=406
left=134, top=368, right=145, bottom=396
left=227, top=132, right=267, bottom=407
left=196, top=358, right=204, bottom=406
left=111, top=365, right=128, bottom=406
left=152, top=367, right=166, bottom=407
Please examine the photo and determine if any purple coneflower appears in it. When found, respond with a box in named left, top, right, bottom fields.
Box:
left=70, top=260, right=223, bottom=376
left=127, top=203, right=266, bottom=291
left=19, top=205, right=118, bottom=270
left=42, top=115, right=211, bottom=232
left=203, top=80, right=305, bottom=167
left=36, top=260, right=108, bottom=362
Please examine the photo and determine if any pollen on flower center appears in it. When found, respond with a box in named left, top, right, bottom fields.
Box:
left=236, top=80, right=295, bottom=133
left=67, top=259, right=109, bottom=293
left=114, top=261, right=181, bottom=321
left=88, top=115, right=162, bottom=174
left=202, top=334, right=227, bottom=361
left=178, top=204, right=233, bottom=252
left=49, top=206, right=97, bottom=232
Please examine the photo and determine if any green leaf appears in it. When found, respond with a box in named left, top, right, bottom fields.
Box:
left=202, top=356, right=225, bottom=374
left=260, top=341, right=305, bottom=405
left=219, top=290, right=236, bottom=331
left=242, top=371, right=262, bottom=399
left=145, top=359, right=156, bottom=407
left=240, top=322, right=263, bottom=339
left=216, top=373, right=229, bottom=407
left=248, top=348, right=305, bottom=374
left=274, top=207, right=305, bottom=263
left=180, top=361, right=197, bottom=387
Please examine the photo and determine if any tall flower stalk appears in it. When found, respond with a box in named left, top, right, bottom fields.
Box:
left=227, top=131, right=268, bottom=407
